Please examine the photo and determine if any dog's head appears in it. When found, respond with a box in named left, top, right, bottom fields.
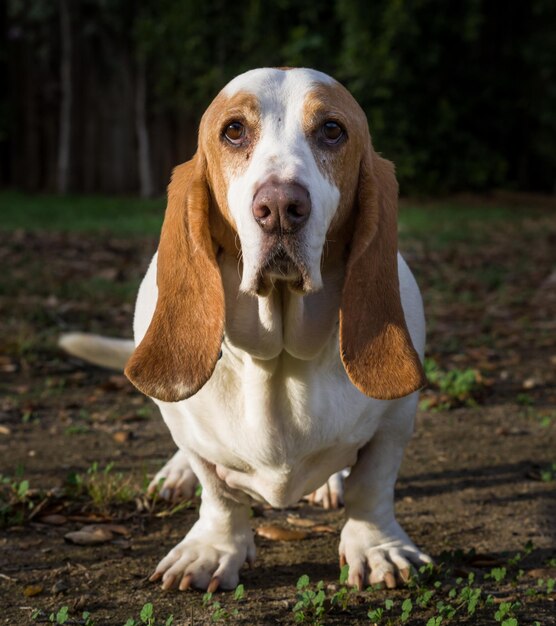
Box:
left=125, top=68, right=426, bottom=402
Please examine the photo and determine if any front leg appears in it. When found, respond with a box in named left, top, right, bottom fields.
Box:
left=340, top=402, right=431, bottom=589
left=150, top=455, right=255, bottom=592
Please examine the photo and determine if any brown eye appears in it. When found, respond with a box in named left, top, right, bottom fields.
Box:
left=223, top=121, right=246, bottom=145
left=322, top=121, right=344, bottom=144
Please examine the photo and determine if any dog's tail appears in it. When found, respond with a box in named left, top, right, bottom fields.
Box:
left=58, top=333, right=135, bottom=371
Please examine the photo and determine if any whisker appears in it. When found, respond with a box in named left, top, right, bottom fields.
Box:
left=236, top=252, right=243, bottom=281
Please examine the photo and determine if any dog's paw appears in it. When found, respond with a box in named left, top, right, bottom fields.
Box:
left=150, top=520, right=256, bottom=591
left=306, top=469, right=347, bottom=509
left=147, top=450, right=198, bottom=502
left=339, top=519, right=432, bottom=589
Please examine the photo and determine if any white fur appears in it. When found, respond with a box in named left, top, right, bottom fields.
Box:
left=225, top=68, right=340, bottom=294
left=134, top=69, right=431, bottom=591
left=58, top=333, right=134, bottom=370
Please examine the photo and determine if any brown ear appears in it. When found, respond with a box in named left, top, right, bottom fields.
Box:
left=125, top=156, right=224, bottom=402
left=339, top=145, right=426, bottom=400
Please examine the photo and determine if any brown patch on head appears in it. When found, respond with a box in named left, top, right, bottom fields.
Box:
left=199, top=91, right=261, bottom=241
left=302, top=82, right=369, bottom=237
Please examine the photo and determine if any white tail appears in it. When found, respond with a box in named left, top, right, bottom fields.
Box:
left=59, top=332, right=135, bottom=371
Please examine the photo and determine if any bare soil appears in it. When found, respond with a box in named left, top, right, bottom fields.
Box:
left=1, top=212, right=555, bottom=625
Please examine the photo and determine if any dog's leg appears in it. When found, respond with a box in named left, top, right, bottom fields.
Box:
left=147, top=450, right=198, bottom=502
left=339, top=399, right=432, bottom=589
left=150, top=455, right=255, bottom=592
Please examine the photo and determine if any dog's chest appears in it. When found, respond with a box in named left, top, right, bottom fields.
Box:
left=160, top=346, right=380, bottom=508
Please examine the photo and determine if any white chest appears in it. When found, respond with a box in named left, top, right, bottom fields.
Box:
left=156, top=338, right=384, bottom=508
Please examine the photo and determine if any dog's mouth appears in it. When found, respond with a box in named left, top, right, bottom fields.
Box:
left=255, top=241, right=312, bottom=296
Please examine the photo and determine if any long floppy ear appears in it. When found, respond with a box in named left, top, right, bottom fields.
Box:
left=125, top=156, right=224, bottom=402
left=339, top=145, right=426, bottom=400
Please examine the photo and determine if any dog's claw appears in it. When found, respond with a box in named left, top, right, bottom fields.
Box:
left=355, top=572, right=363, bottom=591
left=161, top=574, right=176, bottom=590
left=384, top=572, right=396, bottom=589
left=179, top=573, right=193, bottom=591
left=207, top=577, right=220, bottom=593
left=399, top=567, right=411, bottom=584
left=149, top=570, right=162, bottom=582
left=339, top=553, right=346, bottom=568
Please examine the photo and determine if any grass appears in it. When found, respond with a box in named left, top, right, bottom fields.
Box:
left=286, top=547, right=555, bottom=626
left=0, top=472, right=34, bottom=527
left=420, top=358, right=481, bottom=410
left=27, top=556, right=556, bottom=626
left=398, top=199, right=545, bottom=248
left=0, top=190, right=547, bottom=243
left=0, top=191, right=164, bottom=235
left=31, top=603, right=174, bottom=626
left=66, top=461, right=137, bottom=514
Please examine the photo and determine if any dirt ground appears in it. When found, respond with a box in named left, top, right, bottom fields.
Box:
left=1, top=204, right=555, bottom=625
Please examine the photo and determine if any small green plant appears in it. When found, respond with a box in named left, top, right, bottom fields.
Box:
left=66, top=462, right=136, bottom=513
left=367, top=606, right=384, bottom=623
left=537, top=411, right=555, bottom=428
left=422, top=359, right=480, bottom=409
left=140, top=603, right=154, bottom=626
left=0, top=472, right=36, bottom=526
left=487, top=567, right=507, bottom=583
left=540, top=462, right=556, bottom=482
left=494, top=600, right=521, bottom=625
left=124, top=602, right=174, bottom=626
left=459, top=583, right=482, bottom=615
left=400, top=598, right=413, bottom=622
left=329, top=565, right=356, bottom=611
left=416, top=588, right=435, bottom=608
left=516, top=393, right=533, bottom=407
left=50, top=606, right=69, bottom=624
left=82, top=612, right=94, bottom=626
left=368, top=598, right=394, bottom=624
left=292, top=575, right=327, bottom=625
left=32, top=607, right=94, bottom=625
left=202, top=590, right=241, bottom=622
left=234, top=583, right=245, bottom=601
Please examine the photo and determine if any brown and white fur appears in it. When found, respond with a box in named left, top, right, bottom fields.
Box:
left=62, top=67, right=431, bottom=592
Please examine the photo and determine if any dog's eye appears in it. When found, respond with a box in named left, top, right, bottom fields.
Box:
left=223, top=122, right=246, bottom=145
left=321, top=121, right=344, bottom=144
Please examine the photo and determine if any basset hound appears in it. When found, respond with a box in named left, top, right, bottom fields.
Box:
left=62, top=67, right=432, bottom=593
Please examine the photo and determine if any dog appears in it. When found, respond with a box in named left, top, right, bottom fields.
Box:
left=60, top=67, right=431, bottom=593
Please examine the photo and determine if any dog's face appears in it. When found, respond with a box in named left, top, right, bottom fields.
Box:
left=199, top=68, right=369, bottom=295
left=125, top=68, right=426, bottom=404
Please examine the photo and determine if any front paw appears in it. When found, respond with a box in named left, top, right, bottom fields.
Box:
left=339, top=519, right=432, bottom=590
left=150, top=520, right=256, bottom=592
left=147, top=450, right=198, bottom=502
left=306, top=470, right=348, bottom=509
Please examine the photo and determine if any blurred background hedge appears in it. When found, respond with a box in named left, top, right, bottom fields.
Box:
left=1, top=0, right=555, bottom=196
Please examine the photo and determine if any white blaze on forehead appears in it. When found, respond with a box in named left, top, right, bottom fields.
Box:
left=223, top=67, right=335, bottom=99
left=224, top=68, right=341, bottom=294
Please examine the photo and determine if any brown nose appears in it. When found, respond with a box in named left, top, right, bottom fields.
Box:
left=252, top=181, right=311, bottom=234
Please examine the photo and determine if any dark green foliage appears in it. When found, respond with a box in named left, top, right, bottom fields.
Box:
left=1, top=0, right=555, bottom=194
